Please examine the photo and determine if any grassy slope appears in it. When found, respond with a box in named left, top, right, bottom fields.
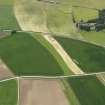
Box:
left=0, top=0, right=20, bottom=30
left=0, top=32, right=64, bottom=76
left=0, top=79, right=17, bottom=105
left=67, top=76, right=105, bottom=105
left=31, top=33, right=72, bottom=75
left=55, top=37, right=105, bottom=73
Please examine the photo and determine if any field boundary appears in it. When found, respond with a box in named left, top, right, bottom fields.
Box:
left=0, top=71, right=105, bottom=82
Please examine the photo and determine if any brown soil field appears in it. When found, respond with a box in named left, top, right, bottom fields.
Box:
left=20, top=79, right=70, bottom=105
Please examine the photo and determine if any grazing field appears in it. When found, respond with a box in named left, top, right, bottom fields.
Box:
left=55, top=37, right=105, bottom=73
left=67, top=76, right=105, bottom=105
left=0, top=0, right=20, bottom=30
left=0, top=79, right=17, bottom=105
left=0, top=32, right=64, bottom=76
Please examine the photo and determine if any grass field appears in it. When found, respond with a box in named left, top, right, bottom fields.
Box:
left=0, top=0, right=20, bottom=30
left=55, top=37, right=105, bottom=73
left=0, top=32, right=65, bottom=76
left=67, top=76, right=105, bottom=105
left=0, top=79, right=17, bottom=105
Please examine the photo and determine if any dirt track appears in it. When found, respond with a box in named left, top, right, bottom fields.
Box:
left=20, top=79, right=70, bottom=105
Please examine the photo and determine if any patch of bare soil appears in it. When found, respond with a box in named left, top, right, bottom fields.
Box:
left=0, top=59, right=14, bottom=80
left=20, top=79, right=70, bottom=105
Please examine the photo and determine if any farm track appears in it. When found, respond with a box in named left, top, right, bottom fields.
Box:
left=42, top=34, right=84, bottom=74
left=0, top=71, right=105, bottom=82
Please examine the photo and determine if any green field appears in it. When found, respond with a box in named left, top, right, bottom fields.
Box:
left=55, top=37, right=105, bottom=73
left=0, top=0, right=20, bottom=30
left=67, top=76, right=105, bottom=105
left=0, top=32, right=65, bottom=76
left=0, top=79, right=17, bottom=105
